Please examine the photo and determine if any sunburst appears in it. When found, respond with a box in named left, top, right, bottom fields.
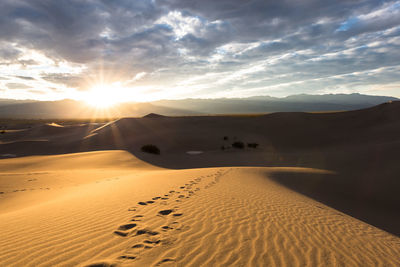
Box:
left=84, top=84, right=120, bottom=108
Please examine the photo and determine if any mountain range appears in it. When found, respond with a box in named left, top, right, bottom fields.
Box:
left=0, top=93, right=397, bottom=119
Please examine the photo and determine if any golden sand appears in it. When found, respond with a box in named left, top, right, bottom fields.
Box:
left=0, top=151, right=399, bottom=266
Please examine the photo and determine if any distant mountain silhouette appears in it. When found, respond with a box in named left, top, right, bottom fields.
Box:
left=0, top=99, right=36, bottom=107
left=0, top=100, right=197, bottom=119
left=0, top=93, right=397, bottom=119
left=154, top=93, right=397, bottom=114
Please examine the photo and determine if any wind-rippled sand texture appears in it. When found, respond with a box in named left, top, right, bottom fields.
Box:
left=0, top=151, right=399, bottom=266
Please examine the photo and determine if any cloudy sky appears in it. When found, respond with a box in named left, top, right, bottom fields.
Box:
left=0, top=0, right=399, bottom=102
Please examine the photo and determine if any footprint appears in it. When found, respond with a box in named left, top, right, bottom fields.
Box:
left=146, top=201, right=155, bottom=204
left=136, top=229, right=159, bottom=236
left=147, top=231, right=159, bottom=236
left=159, top=210, right=173, bottom=216
left=84, top=262, right=116, bottom=267
left=157, top=258, right=175, bottom=265
left=118, top=223, right=137, bottom=231
left=118, top=255, right=136, bottom=260
left=173, top=213, right=183, bottom=217
left=132, top=244, right=144, bottom=249
left=152, top=197, right=161, bottom=200
left=114, top=231, right=128, bottom=237
left=136, top=230, right=147, bottom=235
left=138, top=202, right=147, bottom=205
left=144, top=239, right=161, bottom=245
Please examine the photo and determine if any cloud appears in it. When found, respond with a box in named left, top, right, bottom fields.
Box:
left=41, top=73, right=86, bottom=89
left=6, top=83, right=30, bottom=89
left=0, top=44, right=21, bottom=61
left=0, top=0, right=399, bottom=100
left=16, top=76, right=35, bottom=80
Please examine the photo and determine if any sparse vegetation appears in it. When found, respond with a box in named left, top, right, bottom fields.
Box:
left=141, top=144, right=160, bottom=155
left=232, top=141, right=245, bottom=149
left=247, top=143, right=259, bottom=148
left=222, top=137, right=259, bottom=150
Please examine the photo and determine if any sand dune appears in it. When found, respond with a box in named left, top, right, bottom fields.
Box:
left=1, top=103, right=400, bottom=265
left=0, top=151, right=154, bottom=213
left=0, top=152, right=399, bottom=266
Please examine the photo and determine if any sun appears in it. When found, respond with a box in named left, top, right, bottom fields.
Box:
left=84, top=84, right=120, bottom=108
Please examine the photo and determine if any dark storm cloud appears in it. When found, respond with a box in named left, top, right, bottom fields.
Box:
left=160, top=0, right=382, bottom=39
left=178, top=20, right=235, bottom=56
left=0, top=0, right=110, bottom=63
left=0, top=0, right=399, bottom=98
left=106, top=24, right=175, bottom=61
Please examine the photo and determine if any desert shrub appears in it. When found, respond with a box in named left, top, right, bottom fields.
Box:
left=232, top=141, right=245, bottom=149
left=141, top=144, right=160, bottom=155
left=0, top=130, right=5, bottom=134
left=247, top=143, right=259, bottom=148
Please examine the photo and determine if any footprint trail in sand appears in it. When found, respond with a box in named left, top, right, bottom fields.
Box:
left=109, top=169, right=228, bottom=265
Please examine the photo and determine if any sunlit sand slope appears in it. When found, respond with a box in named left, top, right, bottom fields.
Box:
left=0, top=151, right=399, bottom=266
left=0, top=151, right=155, bottom=213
